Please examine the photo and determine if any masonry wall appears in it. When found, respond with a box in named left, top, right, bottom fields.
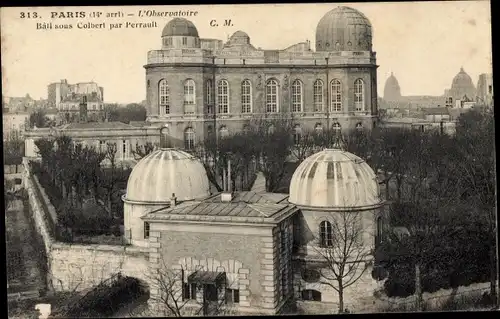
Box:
left=23, top=159, right=150, bottom=293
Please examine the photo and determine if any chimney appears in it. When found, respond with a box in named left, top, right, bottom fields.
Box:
left=170, top=193, right=177, bottom=207
left=221, top=158, right=233, bottom=202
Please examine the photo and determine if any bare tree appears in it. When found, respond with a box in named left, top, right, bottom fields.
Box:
left=312, top=210, right=372, bottom=313
left=99, top=143, right=128, bottom=216
left=132, top=142, right=158, bottom=160
left=292, top=129, right=316, bottom=163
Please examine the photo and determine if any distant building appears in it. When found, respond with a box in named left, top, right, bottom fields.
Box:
left=3, top=111, right=29, bottom=140
left=444, top=67, right=476, bottom=108
left=383, top=72, right=401, bottom=101
left=3, top=94, right=35, bottom=112
left=47, top=79, right=104, bottom=109
left=421, top=107, right=451, bottom=122
left=380, top=117, right=456, bottom=135
left=476, top=73, right=493, bottom=107
left=59, top=93, right=105, bottom=123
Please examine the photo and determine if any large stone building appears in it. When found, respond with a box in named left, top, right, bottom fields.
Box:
left=119, top=128, right=384, bottom=315
left=48, top=79, right=104, bottom=109
left=476, top=73, right=493, bottom=107
left=144, top=6, right=380, bottom=150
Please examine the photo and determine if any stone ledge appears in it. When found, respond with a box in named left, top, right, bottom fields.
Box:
left=261, top=237, right=273, bottom=243
left=238, top=268, right=249, bottom=274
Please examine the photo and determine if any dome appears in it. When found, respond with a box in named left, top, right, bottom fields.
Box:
left=289, top=149, right=382, bottom=209
left=315, top=6, right=372, bottom=52
left=125, top=148, right=210, bottom=203
left=227, top=30, right=251, bottom=45
left=450, top=67, right=476, bottom=100
left=162, top=18, right=199, bottom=37
left=383, top=72, right=402, bottom=101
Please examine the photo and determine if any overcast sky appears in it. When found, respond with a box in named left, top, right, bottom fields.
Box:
left=1, top=1, right=492, bottom=103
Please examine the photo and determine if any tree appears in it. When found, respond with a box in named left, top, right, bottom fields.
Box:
left=292, top=129, right=316, bottom=163
left=99, top=143, right=129, bottom=216
left=132, top=142, right=157, bottom=160
left=3, top=132, right=25, bottom=165
left=29, top=109, right=50, bottom=128
left=312, top=210, right=372, bottom=313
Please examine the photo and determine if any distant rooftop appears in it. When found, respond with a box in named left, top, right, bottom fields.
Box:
left=59, top=121, right=136, bottom=130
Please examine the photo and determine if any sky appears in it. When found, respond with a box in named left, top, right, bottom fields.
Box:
left=1, top=1, right=492, bottom=104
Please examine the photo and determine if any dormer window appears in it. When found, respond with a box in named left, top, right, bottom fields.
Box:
left=182, top=37, right=187, bottom=45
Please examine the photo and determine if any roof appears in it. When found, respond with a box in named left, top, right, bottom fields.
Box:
left=143, top=191, right=296, bottom=224
left=422, top=107, right=450, bottom=116
left=61, top=94, right=102, bottom=103
left=59, top=121, right=135, bottom=130
left=128, top=121, right=153, bottom=127
left=188, top=271, right=226, bottom=285
left=162, top=18, right=199, bottom=37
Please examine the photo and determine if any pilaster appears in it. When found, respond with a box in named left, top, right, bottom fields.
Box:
left=259, top=235, right=279, bottom=312
left=237, top=268, right=250, bottom=307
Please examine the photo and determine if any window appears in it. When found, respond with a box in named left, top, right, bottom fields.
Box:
left=266, top=79, right=279, bottom=113
left=217, top=80, right=229, bottom=114
left=330, top=79, right=342, bottom=112
left=184, top=128, right=195, bottom=150
left=205, top=284, right=219, bottom=302
left=206, top=80, right=213, bottom=106
left=293, top=125, right=301, bottom=146
left=319, top=221, right=333, bottom=247
left=182, top=37, right=187, bottom=45
left=241, top=80, right=252, bottom=113
left=488, top=85, right=493, bottom=94
left=313, top=80, right=324, bottom=112
left=99, top=140, right=106, bottom=152
left=219, top=126, right=229, bottom=138
left=356, top=122, right=363, bottom=131
left=376, top=216, right=383, bottom=244
left=332, top=122, right=341, bottom=136
left=159, top=79, right=170, bottom=115
left=184, top=79, right=196, bottom=114
left=301, top=289, right=322, bottom=302
left=354, top=79, right=365, bottom=111
left=122, top=140, right=128, bottom=159
left=144, top=222, right=150, bottom=239
left=225, top=289, right=240, bottom=304
left=242, top=124, right=250, bottom=134
left=291, top=80, right=303, bottom=113
left=183, top=282, right=197, bottom=300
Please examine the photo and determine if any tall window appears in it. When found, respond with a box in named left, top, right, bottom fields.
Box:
left=376, top=216, right=383, bottom=244
left=356, top=122, right=363, bottom=131
left=206, top=80, right=213, bottom=106
left=241, top=80, right=252, bottom=113
left=182, top=37, right=187, bottom=45
left=122, top=140, right=128, bottom=159
left=144, top=222, right=150, bottom=239
left=218, top=80, right=229, bottom=114
left=266, top=79, right=279, bottom=113
left=225, top=288, right=240, bottom=304
left=354, top=79, right=365, bottom=111
left=314, top=123, right=323, bottom=134
left=293, top=125, right=302, bottom=146
left=184, top=79, right=196, bottom=114
left=313, top=80, right=324, bottom=112
left=332, top=122, right=341, bottom=136
left=159, top=79, right=170, bottom=115
left=330, top=79, right=342, bottom=112
left=319, top=221, right=333, bottom=247
left=184, top=128, right=195, bottom=150
left=219, top=126, right=229, bottom=138
left=183, top=282, right=197, bottom=300
left=291, top=80, right=303, bottom=113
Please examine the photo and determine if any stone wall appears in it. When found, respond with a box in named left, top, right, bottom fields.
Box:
left=23, top=159, right=150, bottom=293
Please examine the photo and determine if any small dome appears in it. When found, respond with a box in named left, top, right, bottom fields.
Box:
left=450, top=67, right=476, bottom=100
left=125, top=148, right=210, bottom=203
left=316, top=6, right=372, bottom=52
left=383, top=72, right=402, bottom=101
left=227, top=30, right=251, bottom=45
left=162, top=18, right=199, bottom=37
left=289, top=149, right=382, bottom=209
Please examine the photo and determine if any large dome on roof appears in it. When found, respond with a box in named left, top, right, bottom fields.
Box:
left=162, top=18, right=199, bottom=37
left=450, top=67, right=476, bottom=100
left=125, top=148, right=210, bottom=203
left=289, top=148, right=382, bottom=209
left=315, top=6, right=373, bottom=52
left=384, top=72, right=402, bottom=101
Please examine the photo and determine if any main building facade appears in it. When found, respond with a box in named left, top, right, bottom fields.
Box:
left=144, top=6, right=379, bottom=149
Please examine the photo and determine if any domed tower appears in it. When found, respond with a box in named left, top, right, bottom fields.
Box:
left=161, top=18, right=201, bottom=49
left=315, top=6, right=373, bottom=52
left=289, top=146, right=385, bottom=306
left=450, top=67, right=476, bottom=101
left=383, top=72, right=402, bottom=101
left=122, top=128, right=210, bottom=247
left=227, top=30, right=251, bottom=46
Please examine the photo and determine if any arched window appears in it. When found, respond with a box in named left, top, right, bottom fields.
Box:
left=314, top=123, right=323, bottom=134
left=332, top=122, right=341, bottom=136
left=293, top=124, right=302, bottom=145
left=159, top=79, right=170, bottom=115
left=268, top=124, right=275, bottom=134
left=241, top=80, right=252, bottom=113
left=354, top=79, right=365, bottom=111
left=319, top=221, right=333, bottom=247
left=330, top=79, right=342, bottom=112
left=291, top=80, right=303, bottom=113
left=206, top=79, right=213, bottom=107
left=184, top=128, right=195, bottom=150
left=356, top=122, right=363, bottom=131
left=313, top=80, right=324, bottom=112
left=301, top=289, right=322, bottom=302
left=266, top=79, right=279, bottom=113
left=219, top=125, right=229, bottom=138
left=217, top=80, right=229, bottom=114
left=184, top=79, right=196, bottom=114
